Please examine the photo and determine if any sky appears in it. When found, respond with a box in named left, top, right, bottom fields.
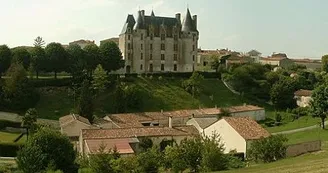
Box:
left=0, top=0, right=327, bottom=58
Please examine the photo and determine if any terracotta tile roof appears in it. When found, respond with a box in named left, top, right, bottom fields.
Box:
left=223, top=117, right=270, bottom=140
left=272, top=53, right=288, bottom=58
left=294, top=89, right=312, bottom=97
left=105, top=105, right=264, bottom=127
left=292, top=59, right=321, bottom=63
left=85, top=138, right=135, bottom=154
left=59, top=114, right=91, bottom=127
left=70, top=39, right=95, bottom=44
left=82, top=126, right=199, bottom=140
left=260, top=57, right=286, bottom=61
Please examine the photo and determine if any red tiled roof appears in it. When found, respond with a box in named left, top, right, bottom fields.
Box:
left=223, top=117, right=270, bottom=140
left=82, top=126, right=199, bottom=140
left=261, top=57, right=286, bottom=61
left=59, top=114, right=91, bottom=127
left=70, top=39, right=94, bottom=44
left=294, top=89, right=312, bottom=97
left=85, top=138, right=135, bottom=154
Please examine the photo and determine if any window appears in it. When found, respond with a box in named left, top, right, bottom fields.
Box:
left=161, top=64, right=164, bottom=71
left=150, top=54, right=153, bottom=60
left=149, top=64, right=153, bottom=72
left=141, top=44, right=143, bottom=50
left=161, top=34, right=165, bottom=40
left=150, top=44, right=153, bottom=50
left=141, top=53, right=143, bottom=60
left=141, top=34, right=144, bottom=40
left=161, top=54, right=165, bottom=60
left=128, top=43, right=131, bottom=50
left=150, top=34, right=153, bottom=40
left=174, top=34, right=178, bottom=40
left=174, top=54, right=177, bottom=61
left=140, top=64, right=143, bottom=70
left=161, top=43, right=165, bottom=50
left=174, top=44, right=178, bottom=51
left=174, top=64, right=177, bottom=71
left=203, top=61, right=208, bottom=66
left=128, top=35, right=131, bottom=40
left=193, top=45, right=195, bottom=51
left=193, top=55, right=195, bottom=61
left=128, top=53, right=131, bottom=60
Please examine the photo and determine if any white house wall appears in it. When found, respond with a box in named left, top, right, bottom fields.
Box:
left=204, top=119, right=246, bottom=154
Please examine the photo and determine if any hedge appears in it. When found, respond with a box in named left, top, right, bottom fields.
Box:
left=0, top=143, right=23, bottom=157
left=0, top=120, right=21, bottom=130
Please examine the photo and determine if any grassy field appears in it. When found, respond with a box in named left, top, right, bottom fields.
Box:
left=266, top=116, right=321, bottom=133
left=285, top=128, right=328, bottom=145
left=0, top=131, right=26, bottom=144
left=35, top=77, right=248, bottom=120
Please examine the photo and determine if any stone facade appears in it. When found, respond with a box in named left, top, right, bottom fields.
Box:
left=119, top=9, right=199, bottom=74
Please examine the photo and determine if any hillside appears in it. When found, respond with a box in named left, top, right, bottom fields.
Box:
left=35, top=77, right=246, bottom=120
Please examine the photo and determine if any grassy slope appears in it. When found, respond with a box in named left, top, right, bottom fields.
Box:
left=285, top=128, right=328, bottom=145
left=266, top=116, right=321, bottom=133
left=0, top=131, right=26, bottom=144
left=35, top=77, right=246, bottom=120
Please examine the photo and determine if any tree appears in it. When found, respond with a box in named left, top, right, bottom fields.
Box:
left=17, top=127, right=77, bottom=173
left=77, top=79, right=94, bottom=123
left=30, top=46, right=46, bottom=79
left=270, top=76, right=298, bottom=109
left=92, top=64, right=109, bottom=94
left=83, top=44, right=100, bottom=76
left=11, top=47, right=31, bottom=69
left=0, top=45, right=12, bottom=77
left=178, top=137, right=203, bottom=172
left=137, top=146, right=162, bottom=173
left=22, top=108, right=38, bottom=135
left=99, top=41, right=124, bottom=73
left=322, top=55, right=328, bottom=72
left=113, top=156, right=140, bottom=173
left=248, top=135, right=288, bottom=163
left=3, top=63, right=39, bottom=111
left=45, top=43, right=68, bottom=79
left=182, top=71, right=204, bottom=98
left=310, top=84, right=328, bottom=129
left=89, top=143, right=115, bottom=173
left=164, top=145, right=188, bottom=173
left=66, top=44, right=85, bottom=74
left=34, top=36, right=46, bottom=47
left=210, top=54, right=221, bottom=72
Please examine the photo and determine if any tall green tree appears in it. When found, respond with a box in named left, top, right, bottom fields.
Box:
left=92, top=64, right=109, bottom=94
left=3, top=63, right=39, bottom=111
left=66, top=44, right=85, bottom=74
left=182, top=71, right=204, bottom=98
left=322, top=55, right=328, bottom=72
left=77, top=79, right=94, bottom=123
left=30, top=46, right=46, bottom=79
left=83, top=44, right=100, bottom=76
left=310, top=84, right=328, bottom=129
left=0, top=45, right=12, bottom=77
left=33, top=36, right=46, bottom=47
left=11, top=47, right=31, bottom=69
left=17, top=127, right=77, bottom=173
left=137, top=146, right=162, bottom=173
left=22, top=108, right=38, bottom=134
left=45, top=43, right=68, bottom=79
left=270, top=76, right=298, bottom=109
left=89, top=143, right=115, bottom=173
left=99, top=41, right=124, bottom=73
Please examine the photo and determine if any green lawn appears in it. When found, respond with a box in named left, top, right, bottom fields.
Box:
left=266, top=116, right=321, bottom=133
left=285, top=128, right=328, bottom=145
left=0, top=131, right=26, bottom=144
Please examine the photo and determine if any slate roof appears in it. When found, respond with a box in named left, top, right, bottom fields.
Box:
left=294, top=89, right=312, bottom=97
left=82, top=126, right=199, bottom=140
left=59, top=114, right=91, bottom=127
left=193, top=117, right=218, bottom=129
left=121, top=14, right=136, bottom=34
left=182, top=8, right=197, bottom=32
left=223, top=117, right=270, bottom=140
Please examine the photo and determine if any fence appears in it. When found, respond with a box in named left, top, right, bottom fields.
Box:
left=286, top=140, right=321, bottom=157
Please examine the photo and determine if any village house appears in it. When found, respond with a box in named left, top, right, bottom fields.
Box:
left=79, top=122, right=198, bottom=156
left=102, top=105, right=265, bottom=128
left=69, top=39, right=95, bottom=49
left=260, top=53, right=294, bottom=68
left=59, top=114, right=92, bottom=141
left=246, top=49, right=262, bottom=63
left=292, top=58, right=322, bottom=71
left=294, top=89, right=313, bottom=107
left=186, top=116, right=270, bottom=158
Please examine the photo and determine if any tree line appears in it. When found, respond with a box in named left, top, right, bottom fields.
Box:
left=0, top=37, right=124, bottom=79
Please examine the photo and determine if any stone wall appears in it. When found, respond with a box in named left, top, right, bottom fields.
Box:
left=286, top=140, right=321, bottom=157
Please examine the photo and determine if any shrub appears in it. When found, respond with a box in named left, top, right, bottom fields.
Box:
left=291, top=107, right=309, bottom=117
left=137, top=147, right=162, bottom=173
left=248, top=135, right=288, bottom=163
left=0, top=143, right=23, bottom=157
left=275, top=112, right=282, bottom=126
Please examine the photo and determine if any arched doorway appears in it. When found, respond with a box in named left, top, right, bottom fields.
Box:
left=126, top=65, right=131, bottom=74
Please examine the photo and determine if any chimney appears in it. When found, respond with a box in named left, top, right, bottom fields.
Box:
left=169, top=116, right=172, bottom=128
left=176, top=13, right=181, bottom=23
left=192, top=15, right=197, bottom=30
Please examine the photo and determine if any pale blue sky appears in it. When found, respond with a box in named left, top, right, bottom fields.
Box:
left=0, top=0, right=327, bottom=58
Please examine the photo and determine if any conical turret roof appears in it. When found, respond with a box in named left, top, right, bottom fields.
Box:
left=182, top=8, right=195, bottom=32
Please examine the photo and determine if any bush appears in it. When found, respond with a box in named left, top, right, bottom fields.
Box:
left=248, top=135, right=288, bottom=163
left=291, top=107, right=309, bottom=117
left=0, top=120, right=21, bottom=130
left=30, top=78, right=72, bottom=87
left=227, top=155, right=246, bottom=169
left=0, top=143, right=23, bottom=157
